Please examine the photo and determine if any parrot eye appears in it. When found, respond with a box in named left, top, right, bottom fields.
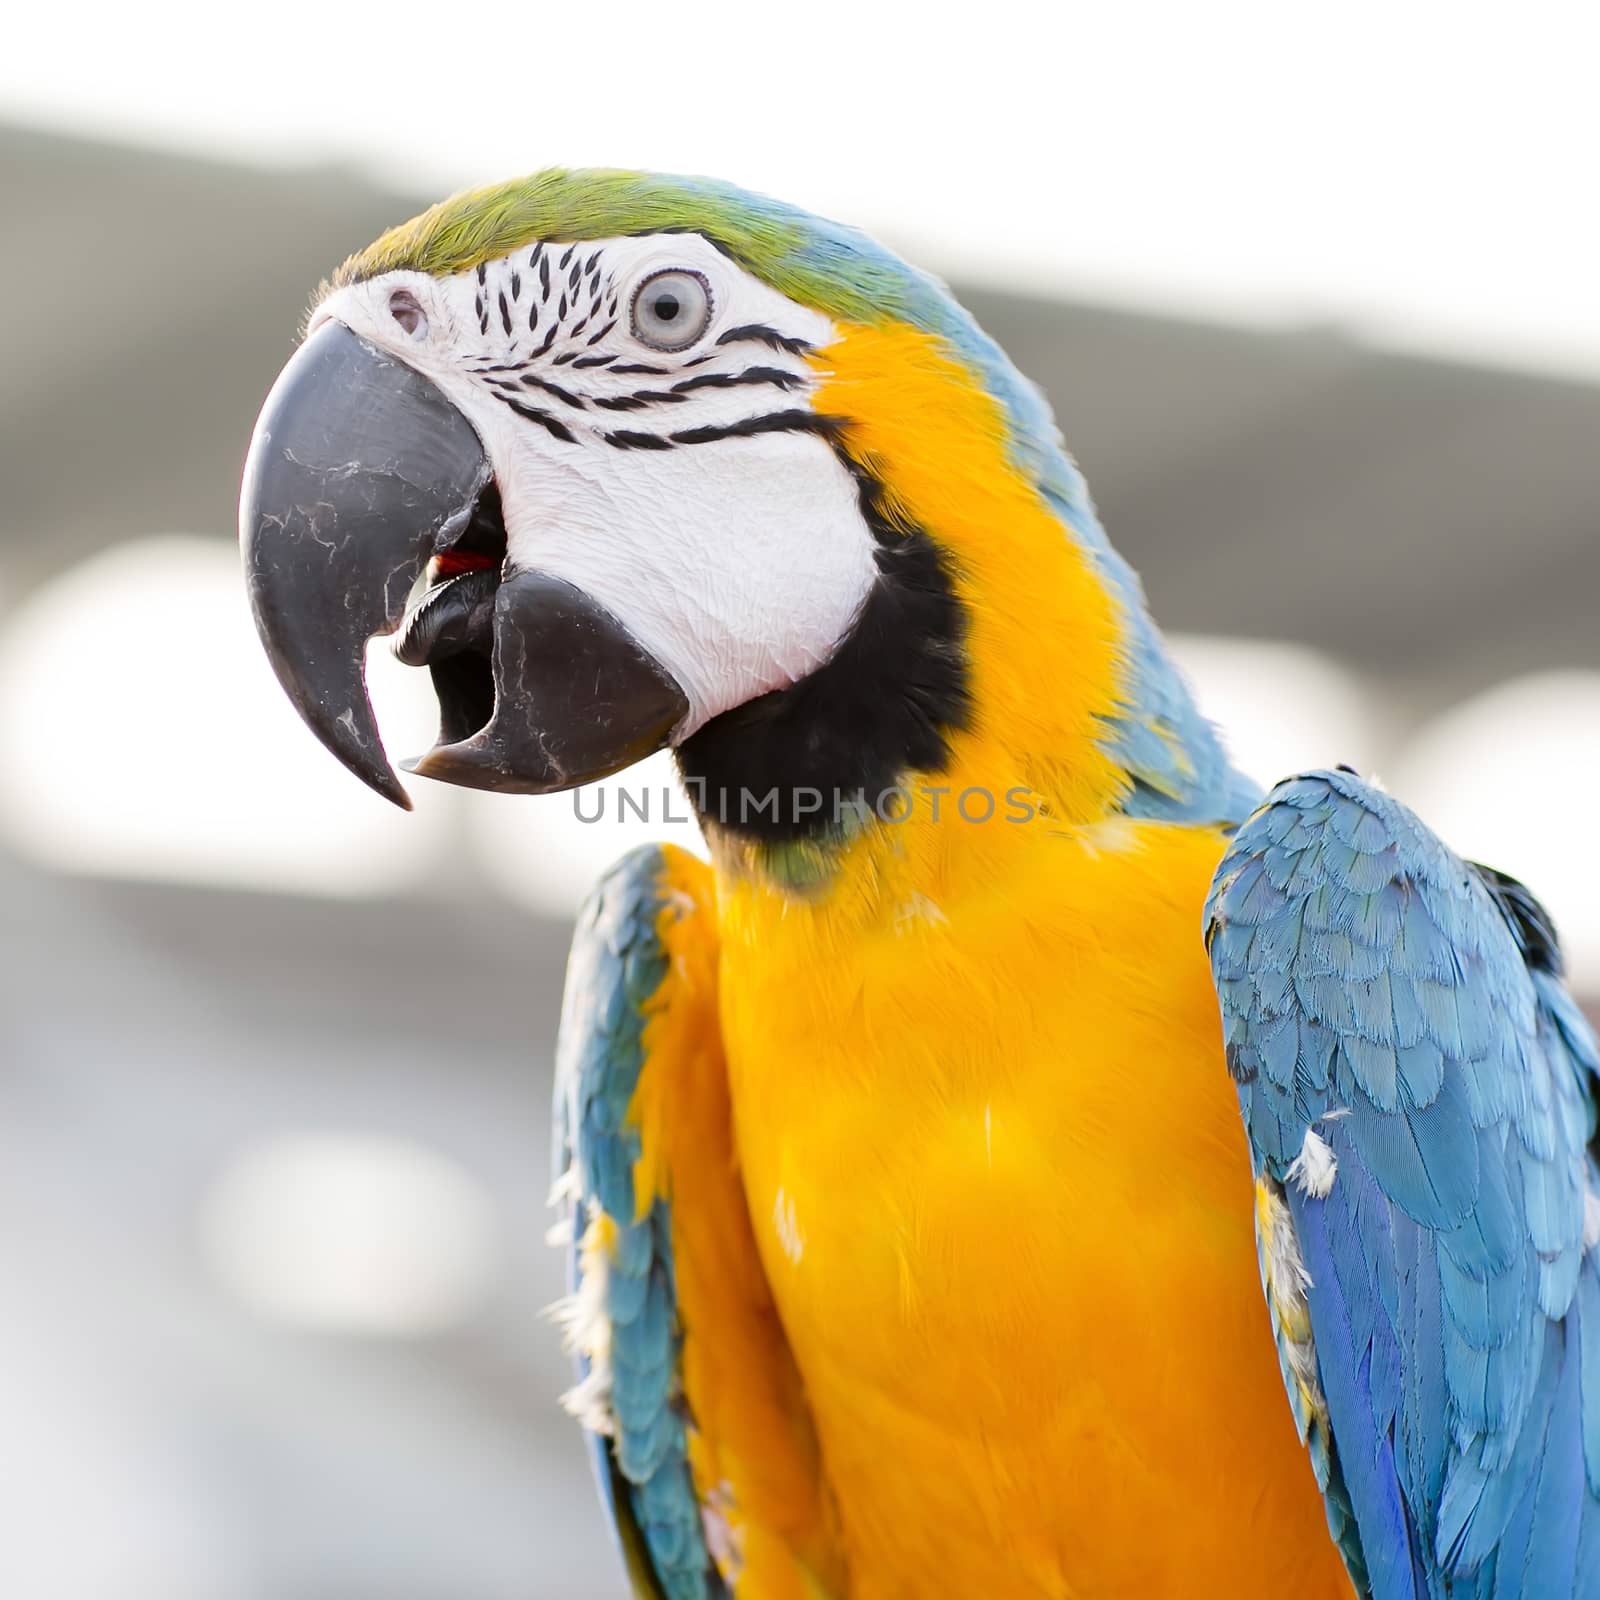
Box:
left=388, top=289, right=428, bottom=338
left=630, top=269, right=712, bottom=352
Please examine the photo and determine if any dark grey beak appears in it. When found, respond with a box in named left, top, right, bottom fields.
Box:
left=240, top=321, right=491, bottom=808
left=240, top=321, right=687, bottom=806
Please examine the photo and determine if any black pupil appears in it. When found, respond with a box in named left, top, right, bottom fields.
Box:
left=653, top=291, right=681, bottom=323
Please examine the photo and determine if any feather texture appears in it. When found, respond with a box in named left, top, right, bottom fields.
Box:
left=1207, top=768, right=1600, bottom=1598
left=552, top=846, right=721, bottom=1599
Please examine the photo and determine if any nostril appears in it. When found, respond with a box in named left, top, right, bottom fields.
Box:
left=389, top=289, right=427, bottom=338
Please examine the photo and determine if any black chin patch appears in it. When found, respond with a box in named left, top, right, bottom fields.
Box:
left=676, top=455, right=970, bottom=842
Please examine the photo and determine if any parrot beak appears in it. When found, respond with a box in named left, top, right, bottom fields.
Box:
left=240, top=321, right=689, bottom=807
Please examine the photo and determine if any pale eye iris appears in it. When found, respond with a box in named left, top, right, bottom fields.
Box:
left=630, top=269, right=712, bottom=351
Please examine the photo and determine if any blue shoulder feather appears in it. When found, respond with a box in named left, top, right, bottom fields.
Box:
left=1206, top=769, right=1600, bottom=1598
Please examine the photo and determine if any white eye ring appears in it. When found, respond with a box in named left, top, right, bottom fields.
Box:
left=629, top=269, right=713, bottom=352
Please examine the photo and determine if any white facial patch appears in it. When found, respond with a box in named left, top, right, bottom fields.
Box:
left=313, top=234, right=878, bottom=737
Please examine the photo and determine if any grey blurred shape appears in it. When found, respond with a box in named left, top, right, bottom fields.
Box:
left=0, top=845, right=623, bottom=1598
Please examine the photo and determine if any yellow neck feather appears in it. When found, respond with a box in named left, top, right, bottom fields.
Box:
left=708, top=321, right=1140, bottom=926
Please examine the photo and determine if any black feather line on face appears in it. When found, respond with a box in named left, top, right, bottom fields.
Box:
left=498, top=395, right=576, bottom=443
left=592, top=389, right=691, bottom=412
left=672, top=366, right=805, bottom=395
left=669, top=410, right=837, bottom=446
left=586, top=411, right=834, bottom=449
left=716, top=323, right=814, bottom=357
left=602, top=430, right=675, bottom=451
left=519, top=373, right=586, bottom=409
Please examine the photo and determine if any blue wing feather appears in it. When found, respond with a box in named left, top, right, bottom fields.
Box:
left=552, top=845, right=723, bottom=1599
left=1206, top=769, right=1600, bottom=1598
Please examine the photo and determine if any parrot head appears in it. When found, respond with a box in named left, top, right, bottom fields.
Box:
left=242, top=169, right=1241, bottom=849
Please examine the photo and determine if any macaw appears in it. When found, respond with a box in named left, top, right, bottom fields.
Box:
left=237, top=169, right=1600, bottom=1599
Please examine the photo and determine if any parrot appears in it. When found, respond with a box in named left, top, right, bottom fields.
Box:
left=237, top=168, right=1600, bottom=1600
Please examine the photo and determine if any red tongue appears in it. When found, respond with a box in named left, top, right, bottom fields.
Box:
left=434, top=551, right=499, bottom=579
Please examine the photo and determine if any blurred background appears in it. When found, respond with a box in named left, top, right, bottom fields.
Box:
left=2, top=5, right=1598, bottom=1596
